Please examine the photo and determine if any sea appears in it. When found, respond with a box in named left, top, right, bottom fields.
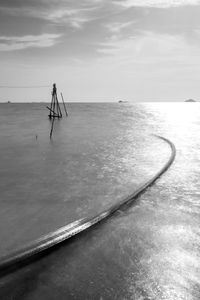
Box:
left=0, top=102, right=199, bottom=300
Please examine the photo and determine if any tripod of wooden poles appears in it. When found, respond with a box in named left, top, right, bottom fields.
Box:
left=47, top=83, right=68, bottom=138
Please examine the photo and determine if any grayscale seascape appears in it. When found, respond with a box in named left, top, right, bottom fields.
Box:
left=1, top=0, right=200, bottom=298
left=0, top=102, right=199, bottom=299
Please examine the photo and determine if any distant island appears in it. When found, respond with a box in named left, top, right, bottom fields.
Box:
left=118, top=100, right=128, bottom=103
left=185, top=99, right=196, bottom=102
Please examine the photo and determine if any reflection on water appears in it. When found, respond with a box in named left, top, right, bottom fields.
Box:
left=0, top=103, right=170, bottom=256
left=124, top=102, right=200, bottom=300
left=0, top=103, right=200, bottom=299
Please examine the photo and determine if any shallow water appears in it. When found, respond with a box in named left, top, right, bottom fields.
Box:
left=0, top=102, right=200, bottom=299
left=0, top=103, right=169, bottom=255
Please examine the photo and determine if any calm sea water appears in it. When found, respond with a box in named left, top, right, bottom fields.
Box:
left=0, top=102, right=199, bottom=299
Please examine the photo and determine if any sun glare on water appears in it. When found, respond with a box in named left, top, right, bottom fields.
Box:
left=149, top=102, right=200, bottom=137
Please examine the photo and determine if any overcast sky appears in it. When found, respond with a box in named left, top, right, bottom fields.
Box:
left=1, top=0, right=200, bottom=102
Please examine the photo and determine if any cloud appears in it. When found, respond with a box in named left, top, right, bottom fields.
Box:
left=97, top=30, right=192, bottom=65
left=105, top=21, right=136, bottom=34
left=1, top=0, right=200, bottom=59
left=0, top=1, right=103, bottom=30
left=0, top=34, right=61, bottom=51
left=114, top=0, right=200, bottom=8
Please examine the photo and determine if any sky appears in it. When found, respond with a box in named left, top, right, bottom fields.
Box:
left=1, top=0, right=200, bottom=102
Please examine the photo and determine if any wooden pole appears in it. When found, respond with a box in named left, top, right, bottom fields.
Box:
left=48, top=83, right=64, bottom=138
left=48, top=84, right=63, bottom=119
left=46, top=106, right=59, bottom=117
left=49, top=93, right=54, bottom=118
left=56, top=94, right=62, bottom=118
left=61, top=93, right=68, bottom=117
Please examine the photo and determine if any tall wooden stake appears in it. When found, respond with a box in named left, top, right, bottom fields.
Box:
left=61, top=93, right=68, bottom=117
left=47, top=84, right=68, bottom=138
left=48, top=83, right=62, bottom=119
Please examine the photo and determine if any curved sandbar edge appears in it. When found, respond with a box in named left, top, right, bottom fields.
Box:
left=0, top=135, right=176, bottom=274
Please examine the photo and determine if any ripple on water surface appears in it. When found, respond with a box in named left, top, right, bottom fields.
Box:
left=0, top=103, right=200, bottom=300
